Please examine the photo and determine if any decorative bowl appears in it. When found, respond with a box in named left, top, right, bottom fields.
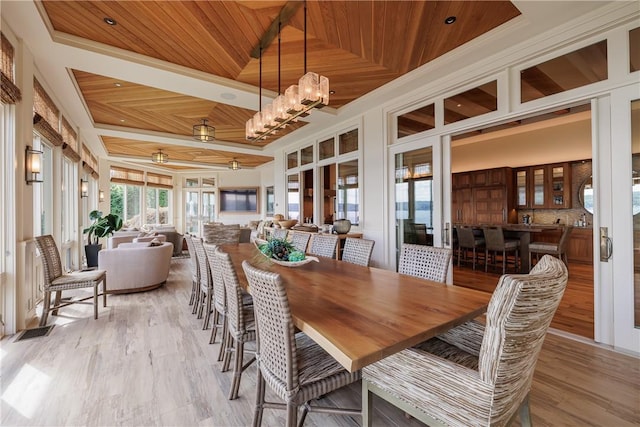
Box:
left=332, top=219, right=352, bottom=234
left=278, top=219, right=298, bottom=229
left=254, top=239, right=318, bottom=267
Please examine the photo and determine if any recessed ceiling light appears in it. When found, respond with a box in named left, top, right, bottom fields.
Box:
left=329, top=90, right=336, bottom=95
left=444, top=16, right=456, bottom=25
left=456, top=104, right=462, bottom=108
left=104, top=17, right=117, bottom=26
left=114, top=82, right=122, bottom=87
left=220, top=92, right=236, bottom=100
left=120, top=119, right=125, bottom=123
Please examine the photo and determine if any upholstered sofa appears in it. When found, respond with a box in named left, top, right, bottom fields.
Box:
left=108, top=233, right=166, bottom=248
left=98, top=242, right=173, bottom=293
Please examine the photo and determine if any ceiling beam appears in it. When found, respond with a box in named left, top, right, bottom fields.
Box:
left=250, top=1, right=303, bottom=59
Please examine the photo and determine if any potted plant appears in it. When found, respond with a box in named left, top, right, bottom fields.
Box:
left=83, top=210, right=123, bottom=267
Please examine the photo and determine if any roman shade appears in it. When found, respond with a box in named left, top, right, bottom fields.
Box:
left=1, top=33, right=21, bottom=104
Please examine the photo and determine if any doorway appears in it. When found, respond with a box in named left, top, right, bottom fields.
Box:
left=449, top=104, right=595, bottom=339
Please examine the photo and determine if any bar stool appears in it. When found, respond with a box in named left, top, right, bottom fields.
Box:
left=529, top=226, right=573, bottom=271
left=483, top=226, right=520, bottom=274
left=455, top=226, right=485, bottom=270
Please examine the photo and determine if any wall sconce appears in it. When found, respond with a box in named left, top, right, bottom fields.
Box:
left=25, top=146, right=43, bottom=184
left=80, top=179, right=89, bottom=198
left=98, top=189, right=105, bottom=202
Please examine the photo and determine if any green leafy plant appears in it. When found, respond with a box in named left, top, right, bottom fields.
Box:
left=83, top=210, right=123, bottom=245
left=258, top=238, right=306, bottom=262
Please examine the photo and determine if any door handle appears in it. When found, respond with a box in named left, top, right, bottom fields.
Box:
left=443, top=222, right=450, bottom=246
left=599, top=227, right=613, bottom=262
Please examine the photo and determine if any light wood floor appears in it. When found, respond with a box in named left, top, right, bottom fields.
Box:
left=2, top=259, right=638, bottom=426
left=453, top=262, right=595, bottom=339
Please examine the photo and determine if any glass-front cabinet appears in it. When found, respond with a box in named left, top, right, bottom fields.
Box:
left=531, top=166, right=546, bottom=208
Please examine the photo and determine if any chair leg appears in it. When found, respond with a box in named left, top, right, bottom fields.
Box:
left=286, top=401, right=298, bottom=427
left=209, top=309, right=220, bottom=344
left=222, top=331, right=233, bottom=372
left=203, top=291, right=213, bottom=330
left=192, top=287, right=201, bottom=314
left=189, top=280, right=197, bottom=305
left=218, top=317, right=228, bottom=362
left=94, top=283, right=98, bottom=319
left=252, top=369, right=266, bottom=427
left=298, top=403, right=309, bottom=427
left=229, top=340, right=244, bottom=400
left=457, top=246, right=461, bottom=267
left=197, top=291, right=206, bottom=319
left=472, top=247, right=476, bottom=271
left=39, top=291, right=51, bottom=327
left=103, top=278, right=107, bottom=307
left=485, top=249, right=489, bottom=273
left=519, top=394, right=532, bottom=427
left=502, top=250, right=507, bottom=275
left=52, top=291, right=62, bottom=316
left=362, top=380, right=373, bottom=427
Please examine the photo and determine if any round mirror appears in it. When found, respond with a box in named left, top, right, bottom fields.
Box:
left=579, top=176, right=594, bottom=214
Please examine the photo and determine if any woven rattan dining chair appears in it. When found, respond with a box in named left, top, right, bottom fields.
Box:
left=483, top=226, right=520, bottom=274
left=289, top=231, right=311, bottom=253
left=184, top=234, right=200, bottom=311
left=216, top=248, right=256, bottom=400
left=456, top=225, right=485, bottom=270
left=341, top=237, right=375, bottom=267
left=271, top=228, right=289, bottom=240
left=191, top=237, right=212, bottom=323
left=308, top=233, right=339, bottom=258
left=362, top=255, right=568, bottom=427
left=241, top=260, right=361, bottom=427
left=529, top=225, right=574, bottom=271
left=398, top=244, right=452, bottom=283
left=35, top=235, right=107, bottom=326
left=204, top=243, right=225, bottom=355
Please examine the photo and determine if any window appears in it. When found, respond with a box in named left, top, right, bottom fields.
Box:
left=287, top=152, right=298, bottom=169
left=110, top=184, right=142, bottom=228
left=301, top=145, right=314, bottom=165
left=631, top=27, right=640, bottom=73
left=32, top=134, right=53, bottom=236
left=61, top=157, right=77, bottom=243
left=146, top=187, right=170, bottom=224
left=521, top=40, right=607, bottom=103
left=287, top=174, right=300, bottom=220
left=444, top=80, right=497, bottom=124
left=339, top=129, right=358, bottom=154
left=336, top=160, right=359, bottom=225
left=397, top=103, right=435, bottom=138
left=266, top=186, right=275, bottom=216
left=319, top=137, right=334, bottom=161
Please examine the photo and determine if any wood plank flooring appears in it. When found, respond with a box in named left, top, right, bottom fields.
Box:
left=2, top=259, right=638, bottom=426
left=453, top=262, right=595, bottom=339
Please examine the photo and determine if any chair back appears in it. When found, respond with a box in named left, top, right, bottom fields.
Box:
left=557, top=226, right=574, bottom=252
left=271, top=228, right=289, bottom=240
left=184, top=234, right=200, bottom=283
left=342, top=238, right=375, bottom=266
left=482, top=226, right=506, bottom=251
left=398, top=244, right=451, bottom=283
left=217, top=249, right=249, bottom=337
left=478, top=254, right=568, bottom=424
left=191, top=237, right=211, bottom=292
left=204, top=243, right=225, bottom=313
left=34, top=235, right=63, bottom=287
left=289, top=232, right=311, bottom=253
left=456, top=226, right=477, bottom=249
left=242, top=260, right=299, bottom=393
left=309, top=234, right=339, bottom=258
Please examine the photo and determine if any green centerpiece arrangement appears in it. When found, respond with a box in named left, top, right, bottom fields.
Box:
left=255, top=237, right=318, bottom=267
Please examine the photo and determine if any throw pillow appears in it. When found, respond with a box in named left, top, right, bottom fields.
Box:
left=149, top=238, right=162, bottom=247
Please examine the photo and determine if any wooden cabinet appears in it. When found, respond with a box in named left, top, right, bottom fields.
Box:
left=452, top=167, right=515, bottom=224
left=566, top=227, right=593, bottom=264
left=515, top=162, right=571, bottom=209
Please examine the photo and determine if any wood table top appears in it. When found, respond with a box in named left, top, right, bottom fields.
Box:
left=221, top=243, right=491, bottom=372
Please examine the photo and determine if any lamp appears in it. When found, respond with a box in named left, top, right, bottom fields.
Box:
left=25, top=146, right=43, bottom=184
left=151, top=149, right=168, bottom=164
left=98, top=189, right=105, bottom=202
left=80, top=179, right=89, bottom=198
left=245, top=1, right=329, bottom=141
left=193, top=118, right=215, bottom=142
left=228, top=158, right=241, bottom=170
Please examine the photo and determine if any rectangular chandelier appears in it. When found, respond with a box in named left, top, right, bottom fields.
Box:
left=245, top=71, right=329, bottom=141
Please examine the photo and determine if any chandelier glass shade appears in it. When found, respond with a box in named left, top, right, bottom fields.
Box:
left=193, top=118, right=215, bottom=142
left=151, top=149, right=168, bottom=164
left=245, top=72, right=329, bottom=141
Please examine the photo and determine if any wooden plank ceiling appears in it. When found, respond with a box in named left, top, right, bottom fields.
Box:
left=41, top=1, right=522, bottom=170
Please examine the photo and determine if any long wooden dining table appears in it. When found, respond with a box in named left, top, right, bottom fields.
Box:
left=221, top=243, right=491, bottom=373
